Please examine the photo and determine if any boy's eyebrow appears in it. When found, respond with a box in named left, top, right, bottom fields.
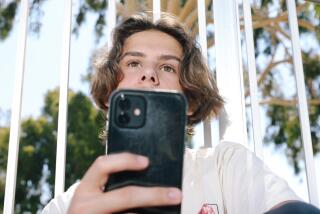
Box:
left=120, top=51, right=145, bottom=60
left=120, top=51, right=181, bottom=62
left=159, top=54, right=181, bottom=62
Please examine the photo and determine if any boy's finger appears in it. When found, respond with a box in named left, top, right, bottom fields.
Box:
left=95, top=186, right=182, bottom=213
left=80, top=153, right=149, bottom=190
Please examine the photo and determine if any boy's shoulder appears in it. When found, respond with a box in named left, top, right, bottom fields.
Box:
left=185, top=141, right=250, bottom=159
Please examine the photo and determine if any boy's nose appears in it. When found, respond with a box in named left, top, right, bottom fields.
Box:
left=140, top=69, right=159, bottom=85
left=141, top=75, right=157, bottom=83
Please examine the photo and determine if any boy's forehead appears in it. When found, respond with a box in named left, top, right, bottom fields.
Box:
left=122, top=30, right=183, bottom=58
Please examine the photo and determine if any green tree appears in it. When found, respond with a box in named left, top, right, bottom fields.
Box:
left=1, top=0, right=320, bottom=212
left=1, top=2, right=319, bottom=172
left=0, top=126, right=9, bottom=213
left=0, top=1, right=17, bottom=40
left=247, top=2, right=320, bottom=173
left=0, top=89, right=104, bottom=213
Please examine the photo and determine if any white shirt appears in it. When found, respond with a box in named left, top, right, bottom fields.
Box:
left=42, top=141, right=300, bottom=214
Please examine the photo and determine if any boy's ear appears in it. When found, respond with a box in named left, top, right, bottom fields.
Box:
left=187, top=105, right=194, bottom=116
left=104, top=101, right=109, bottom=108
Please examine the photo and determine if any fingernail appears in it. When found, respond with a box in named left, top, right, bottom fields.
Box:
left=137, top=156, right=148, bottom=166
left=168, top=188, right=182, bottom=202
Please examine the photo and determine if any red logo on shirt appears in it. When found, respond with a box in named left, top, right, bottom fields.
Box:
left=198, top=203, right=219, bottom=214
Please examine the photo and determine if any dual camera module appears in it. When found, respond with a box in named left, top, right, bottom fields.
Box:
left=115, top=94, right=146, bottom=128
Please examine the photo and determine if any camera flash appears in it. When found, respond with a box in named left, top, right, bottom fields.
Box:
left=133, top=108, right=141, bottom=116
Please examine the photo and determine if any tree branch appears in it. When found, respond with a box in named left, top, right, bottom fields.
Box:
left=166, top=0, right=180, bottom=16
left=257, top=98, right=320, bottom=106
left=161, top=0, right=168, bottom=12
left=250, top=4, right=310, bottom=30
left=116, top=3, right=127, bottom=17
left=145, top=0, right=153, bottom=11
left=298, top=19, right=316, bottom=32
left=179, top=0, right=197, bottom=22
left=184, top=9, right=198, bottom=29
left=245, top=58, right=292, bottom=97
left=274, top=23, right=290, bottom=40
left=125, top=0, right=138, bottom=17
left=307, top=79, right=318, bottom=98
left=260, top=59, right=291, bottom=83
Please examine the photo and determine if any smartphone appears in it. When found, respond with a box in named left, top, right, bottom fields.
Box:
left=105, top=89, right=187, bottom=214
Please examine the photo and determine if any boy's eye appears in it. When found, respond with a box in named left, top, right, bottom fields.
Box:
left=128, top=61, right=141, bottom=68
left=160, top=65, right=175, bottom=73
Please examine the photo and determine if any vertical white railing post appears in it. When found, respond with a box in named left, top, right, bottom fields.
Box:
left=54, top=0, right=72, bottom=197
left=197, top=0, right=212, bottom=148
left=214, top=0, right=248, bottom=145
left=107, top=0, right=116, bottom=51
left=242, top=0, right=264, bottom=159
left=286, top=0, right=319, bottom=206
left=153, top=0, right=161, bottom=21
left=4, top=0, right=29, bottom=213
left=105, top=0, right=116, bottom=154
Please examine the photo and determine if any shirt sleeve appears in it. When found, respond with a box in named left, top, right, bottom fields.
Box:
left=215, top=141, right=301, bottom=214
left=41, top=182, right=79, bottom=214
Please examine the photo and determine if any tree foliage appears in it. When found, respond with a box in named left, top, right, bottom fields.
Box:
left=0, top=0, right=320, bottom=212
left=246, top=1, right=320, bottom=173
left=0, top=89, right=105, bottom=213
left=0, top=1, right=16, bottom=39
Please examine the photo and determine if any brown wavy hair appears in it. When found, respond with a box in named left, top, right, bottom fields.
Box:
left=91, top=12, right=224, bottom=126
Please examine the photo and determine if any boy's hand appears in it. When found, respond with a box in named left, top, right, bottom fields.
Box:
left=68, top=153, right=182, bottom=214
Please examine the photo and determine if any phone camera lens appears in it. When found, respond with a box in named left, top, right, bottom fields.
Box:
left=118, top=112, right=130, bottom=125
left=118, top=98, right=130, bottom=110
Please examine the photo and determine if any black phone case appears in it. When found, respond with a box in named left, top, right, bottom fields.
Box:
left=105, top=89, right=187, bottom=214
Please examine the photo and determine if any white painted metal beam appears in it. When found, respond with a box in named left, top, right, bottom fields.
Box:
left=197, top=0, right=212, bottom=148
left=286, top=0, right=319, bottom=206
left=54, top=0, right=72, bottom=197
left=213, top=0, right=248, bottom=145
left=153, top=0, right=161, bottom=21
left=242, top=0, right=264, bottom=159
left=4, top=0, right=29, bottom=213
left=107, top=0, right=116, bottom=51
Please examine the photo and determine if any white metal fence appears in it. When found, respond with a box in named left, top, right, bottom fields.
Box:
left=3, top=0, right=319, bottom=213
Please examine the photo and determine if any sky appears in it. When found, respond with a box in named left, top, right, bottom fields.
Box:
left=0, top=0, right=100, bottom=123
left=0, top=0, right=319, bottom=205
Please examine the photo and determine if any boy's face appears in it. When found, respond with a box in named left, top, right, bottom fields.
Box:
left=117, top=30, right=183, bottom=92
